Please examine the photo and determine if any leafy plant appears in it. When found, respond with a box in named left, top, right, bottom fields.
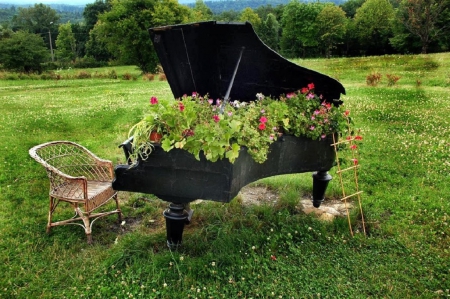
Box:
left=366, top=72, right=382, bottom=86
left=386, top=73, right=401, bottom=86
left=128, top=84, right=347, bottom=164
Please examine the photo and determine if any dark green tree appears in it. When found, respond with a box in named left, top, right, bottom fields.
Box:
left=192, top=0, right=213, bottom=21
left=316, top=4, right=347, bottom=58
left=83, top=0, right=111, bottom=32
left=354, top=0, right=395, bottom=55
left=258, top=13, right=280, bottom=51
left=97, top=0, right=191, bottom=73
left=85, top=20, right=110, bottom=62
left=280, top=1, right=325, bottom=58
left=340, top=0, right=365, bottom=18
left=56, top=22, right=76, bottom=63
left=395, top=0, right=449, bottom=54
left=11, top=4, right=60, bottom=50
left=0, top=31, right=48, bottom=73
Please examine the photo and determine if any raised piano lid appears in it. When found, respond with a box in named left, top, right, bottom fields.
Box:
left=149, top=21, right=345, bottom=103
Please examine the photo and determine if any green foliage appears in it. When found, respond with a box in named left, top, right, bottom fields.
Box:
left=192, top=0, right=213, bottom=21
left=280, top=1, right=325, bottom=58
left=354, top=0, right=395, bottom=55
left=0, top=31, right=48, bottom=73
left=257, top=13, right=280, bottom=51
left=55, top=22, right=76, bottom=63
left=316, top=4, right=347, bottom=58
left=97, top=0, right=190, bottom=73
left=239, top=7, right=262, bottom=29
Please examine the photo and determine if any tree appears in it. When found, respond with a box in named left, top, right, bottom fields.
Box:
left=395, top=0, right=449, bottom=54
left=98, top=0, right=191, bottom=73
left=340, top=0, right=365, bottom=18
left=85, top=20, right=111, bottom=62
left=280, top=1, right=325, bottom=58
left=239, top=7, right=262, bottom=30
left=258, top=13, right=280, bottom=51
left=0, top=31, right=48, bottom=73
left=11, top=4, right=60, bottom=50
left=192, top=0, right=213, bottom=21
left=83, top=0, right=111, bottom=32
left=354, top=0, right=395, bottom=55
left=316, top=5, right=347, bottom=58
left=56, top=22, right=76, bottom=63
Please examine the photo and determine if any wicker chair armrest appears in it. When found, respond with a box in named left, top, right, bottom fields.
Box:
left=93, top=159, right=115, bottom=180
left=47, top=169, right=88, bottom=200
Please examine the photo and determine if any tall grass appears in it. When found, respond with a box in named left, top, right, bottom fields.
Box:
left=0, top=53, right=449, bottom=298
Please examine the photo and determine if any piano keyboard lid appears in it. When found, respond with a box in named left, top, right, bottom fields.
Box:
left=149, top=21, right=345, bottom=104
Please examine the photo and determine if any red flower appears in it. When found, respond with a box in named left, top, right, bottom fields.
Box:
left=346, top=136, right=352, bottom=140
left=307, top=83, right=315, bottom=90
left=150, top=96, right=158, bottom=105
left=259, top=123, right=266, bottom=130
left=350, top=144, right=357, bottom=150
left=301, top=87, right=309, bottom=94
left=270, top=255, right=277, bottom=261
left=344, top=110, right=350, bottom=116
left=178, top=102, right=185, bottom=112
left=352, top=158, right=359, bottom=165
left=260, top=116, right=268, bottom=123
left=355, top=135, right=363, bottom=141
left=213, top=115, right=220, bottom=123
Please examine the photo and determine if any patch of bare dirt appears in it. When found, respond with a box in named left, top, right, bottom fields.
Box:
left=238, top=186, right=353, bottom=221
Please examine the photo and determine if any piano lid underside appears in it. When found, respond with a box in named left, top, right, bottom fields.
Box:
left=150, top=21, right=345, bottom=103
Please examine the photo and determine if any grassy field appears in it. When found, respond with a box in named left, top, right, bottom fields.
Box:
left=0, top=53, right=449, bottom=298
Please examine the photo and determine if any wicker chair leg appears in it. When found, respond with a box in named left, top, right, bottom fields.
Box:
left=114, top=194, right=123, bottom=222
left=47, top=196, right=56, bottom=233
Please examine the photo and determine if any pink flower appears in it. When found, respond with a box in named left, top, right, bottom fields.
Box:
left=311, top=116, right=315, bottom=120
left=192, top=92, right=197, bottom=98
left=150, top=96, right=158, bottom=104
left=269, top=134, right=274, bottom=141
left=286, top=92, right=295, bottom=98
left=307, top=93, right=315, bottom=99
left=213, top=115, right=220, bottom=123
left=314, top=110, right=320, bottom=115
left=208, top=99, right=213, bottom=105
left=227, top=111, right=233, bottom=117
left=310, top=126, right=315, bottom=130
left=178, top=102, right=185, bottom=112
left=308, top=83, right=315, bottom=90
left=321, top=134, right=326, bottom=139
left=260, top=116, right=268, bottom=123
left=261, top=109, right=265, bottom=114
left=259, top=123, right=266, bottom=130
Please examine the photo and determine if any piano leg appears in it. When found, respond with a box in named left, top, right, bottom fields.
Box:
left=312, top=171, right=332, bottom=208
left=163, top=202, right=190, bottom=249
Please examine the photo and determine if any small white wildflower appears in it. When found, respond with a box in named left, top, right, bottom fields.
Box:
left=211, top=262, right=216, bottom=266
left=121, top=221, right=126, bottom=226
left=252, top=246, right=256, bottom=250
left=180, top=256, right=184, bottom=261
left=163, top=283, right=167, bottom=288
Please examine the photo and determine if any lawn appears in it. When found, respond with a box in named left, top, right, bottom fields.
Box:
left=0, top=53, right=449, bottom=298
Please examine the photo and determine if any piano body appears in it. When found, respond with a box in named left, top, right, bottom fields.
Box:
left=112, top=21, right=345, bottom=248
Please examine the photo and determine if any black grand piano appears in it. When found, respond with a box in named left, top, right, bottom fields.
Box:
left=113, top=21, right=345, bottom=248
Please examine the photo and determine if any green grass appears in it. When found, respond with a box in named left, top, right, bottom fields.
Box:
left=1, top=54, right=449, bottom=298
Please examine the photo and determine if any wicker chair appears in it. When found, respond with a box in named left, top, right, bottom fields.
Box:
left=29, top=141, right=123, bottom=244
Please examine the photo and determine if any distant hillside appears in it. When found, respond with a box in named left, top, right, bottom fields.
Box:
left=188, top=0, right=347, bottom=14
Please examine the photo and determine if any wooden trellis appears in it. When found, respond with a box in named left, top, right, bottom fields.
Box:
left=331, top=118, right=366, bottom=237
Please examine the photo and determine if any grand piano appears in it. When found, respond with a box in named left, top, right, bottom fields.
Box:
left=113, top=21, right=346, bottom=248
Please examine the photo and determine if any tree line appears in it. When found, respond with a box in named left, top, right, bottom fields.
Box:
left=0, top=0, right=449, bottom=74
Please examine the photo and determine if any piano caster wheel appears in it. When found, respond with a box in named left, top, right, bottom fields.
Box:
left=312, top=171, right=332, bottom=208
left=163, top=202, right=189, bottom=249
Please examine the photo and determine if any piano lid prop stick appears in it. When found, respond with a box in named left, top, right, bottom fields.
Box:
left=220, top=46, right=245, bottom=114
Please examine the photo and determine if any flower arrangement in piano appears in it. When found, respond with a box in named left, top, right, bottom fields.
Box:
left=128, top=83, right=348, bottom=164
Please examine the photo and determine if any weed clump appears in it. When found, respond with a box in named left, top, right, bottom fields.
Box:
left=386, top=74, right=401, bottom=86
left=366, top=72, right=382, bottom=86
